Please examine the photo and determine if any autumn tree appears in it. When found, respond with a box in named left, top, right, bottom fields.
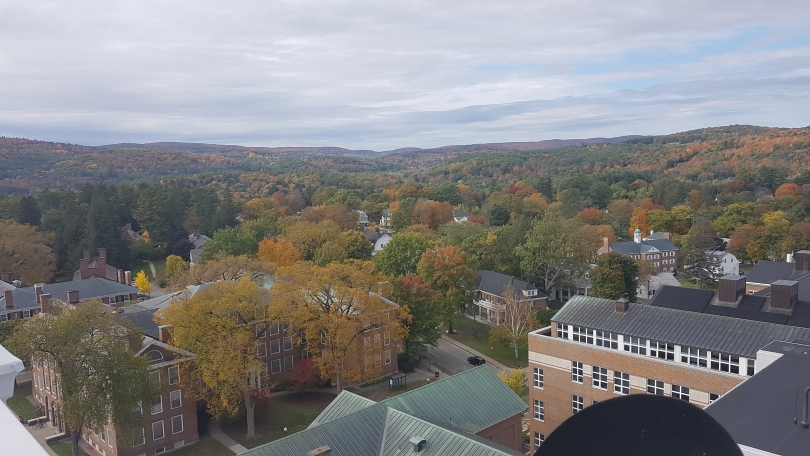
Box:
left=282, top=220, right=342, bottom=261
left=374, top=232, right=430, bottom=278
left=516, top=208, right=597, bottom=294
left=257, top=237, right=301, bottom=267
left=488, top=284, right=539, bottom=359
left=8, top=301, right=153, bottom=456
left=775, top=183, right=802, bottom=201
left=417, top=246, right=476, bottom=333
left=629, top=208, right=649, bottom=237
left=156, top=279, right=270, bottom=438
left=687, top=189, right=707, bottom=210
left=578, top=207, right=605, bottom=225
left=391, top=276, right=442, bottom=364
left=0, top=221, right=57, bottom=284
left=269, top=260, right=408, bottom=392
left=591, top=252, right=639, bottom=302
left=170, top=254, right=276, bottom=287
left=134, top=270, right=152, bottom=295
left=289, top=358, right=320, bottom=394
left=165, top=254, right=188, bottom=279
left=498, top=369, right=527, bottom=397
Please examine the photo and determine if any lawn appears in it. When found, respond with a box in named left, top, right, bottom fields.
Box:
left=49, top=443, right=89, bottom=456
left=678, top=278, right=698, bottom=288
left=168, top=434, right=231, bottom=456
left=445, top=314, right=528, bottom=369
left=152, top=258, right=166, bottom=273
left=222, top=392, right=335, bottom=448
left=7, top=381, right=38, bottom=420
left=129, top=262, right=153, bottom=281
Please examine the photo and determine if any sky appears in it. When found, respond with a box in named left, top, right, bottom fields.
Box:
left=1, top=0, right=809, bottom=150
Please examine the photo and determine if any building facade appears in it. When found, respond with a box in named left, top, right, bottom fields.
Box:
left=600, top=229, right=679, bottom=273
left=472, top=270, right=547, bottom=324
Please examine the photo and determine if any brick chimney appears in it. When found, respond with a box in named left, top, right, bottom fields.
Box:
left=67, top=290, right=80, bottom=304
left=0, top=272, right=9, bottom=282
left=158, top=326, right=172, bottom=343
left=602, top=237, right=610, bottom=253
left=40, top=293, right=52, bottom=312
left=664, top=232, right=671, bottom=242
left=771, top=280, right=799, bottom=310
left=718, top=275, right=746, bottom=302
left=3, top=290, right=13, bottom=309
left=125, top=271, right=132, bottom=286
left=117, top=269, right=125, bottom=284
left=83, top=249, right=91, bottom=260
left=34, top=284, right=44, bottom=303
left=616, top=297, right=629, bottom=313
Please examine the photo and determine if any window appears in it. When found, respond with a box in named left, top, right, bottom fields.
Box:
left=302, top=349, right=309, bottom=359
left=170, top=390, right=181, bottom=409
left=385, top=350, right=391, bottom=365
left=270, top=359, right=281, bottom=374
left=533, top=367, right=544, bottom=389
left=152, top=421, right=165, bottom=440
left=572, top=395, right=583, bottom=414
left=147, top=350, right=164, bottom=362
left=107, top=428, right=113, bottom=446
left=156, top=447, right=165, bottom=455
left=681, top=347, right=707, bottom=367
left=572, top=326, right=593, bottom=344
left=614, top=371, right=630, bottom=395
left=133, top=428, right=145, bottom=446
left=747, top=359, right=755, bottom=376
left=283, top=337, right=293, bottom=351
left=256, top=323, right=266, bottom=338
left=270, top=339, right=280, bottom=355
left=654, top=262, right=659, bottom=267
left=375, top=353, right=382, bottom=367
left=374, top=334, right=381, bottom=348
left=650, top=341, right=674, bottom=360
left=623, top=336, right=647, bottom=355
left=152, top=396, right=163, bottom=415
left=167, top=366, right=179, bottom=385
left=592, top=366, right=608, bottom=389
left=300, top=330, right=307, bottom=345
left=149, top=371, right=161, bottom=387
left=171, top=415, right=183, bottom=434
left=710, top=352, right=740, bottom=374
left=282, top=323, right=289, bottom=333
left=671, top=385, right=689, bottom=402
left=646, top=379, right=664, bottom=395
left=257, top=342, right=267, bottom=358
left=557, top=323, right=569, bottom=339
left=132, top=402, right=143, bottom=420
left=533, top=400, right=544, bottom=421
left=284, top=355, right=294, bottom=371
left=571, top=361, right=583, bottom=383
left=364, top=336, right=370, bottom=346
left=709, top=393, right=719, bottom=404
left=269, top=323, right=280, bottom=336
left=22, top=310, right=30, bottom=318
left=384, top=332, right=390, bottom=345
left=595, top=330, right=618, bottom=349
left=534, top=432, right=544, bottom=448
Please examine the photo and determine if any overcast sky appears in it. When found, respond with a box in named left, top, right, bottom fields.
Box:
left=1, top=1, right=809, bottom=150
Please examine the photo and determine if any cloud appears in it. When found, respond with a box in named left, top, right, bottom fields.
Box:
left=0, top=0, right=808, bottom=149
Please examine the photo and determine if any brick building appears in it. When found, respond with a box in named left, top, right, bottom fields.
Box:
left=744, top=250, right=810, bottom=296
left=30, top=307, right=199, bottom=456
left=472, top=270, right=547, bottom=324
left=600, top=229, right=678, bottom=273
left=74, top=249, right=131, bottom=283
left=527, top=277, right=810, bottom=453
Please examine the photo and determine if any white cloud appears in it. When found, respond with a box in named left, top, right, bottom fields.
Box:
left=0, top=0, right=808, bottom=149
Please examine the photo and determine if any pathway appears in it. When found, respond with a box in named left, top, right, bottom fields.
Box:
left=209, top=419, right=249, bottom=455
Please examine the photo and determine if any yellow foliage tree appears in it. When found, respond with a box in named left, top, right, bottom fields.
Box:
left=257, top=237, right=301, bottom=267
left=498, top=369, right=527, bottom=397
left=133, top=270, right=152, bottom=295
left=269, top=260, right=409, bottom=392
left=156, top=279, right=269, bottom=438
left=142, top=230, right=151, bottom=243
left=165, top=255, right=189, bottom=279
left=0, top=220, right=57, bottom=284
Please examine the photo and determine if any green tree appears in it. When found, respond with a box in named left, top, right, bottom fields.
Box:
left=516, top=208, right=597, bottom=293
left=417, top=246, right=476, bottom=333
left=7, top=301, right=153, bottom=456
left=340, top=230, right=373, bottom=260
left=713, top=202, right=757, bottom=237
left=374, top=232, right=431, bottom=278
left=283, top=220, right=342, bottom=261
left=16, top=196, right=41, bottom=226
left=201, top=227, right=259, bottom=260
left=438, top=221, right=486, bottom=246
left=391, top=276, right=442, bottom=364
left=679, top=247, right=721, bottom=289
left=591, top=252, right=639, bottom=302
left=488, top=284, right=540, bottom=358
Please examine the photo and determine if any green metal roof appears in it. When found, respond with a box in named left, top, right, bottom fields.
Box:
left=240, top=366, right=527, bottom=456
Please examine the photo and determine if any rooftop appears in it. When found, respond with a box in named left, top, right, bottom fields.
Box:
left=0, top=278, right=138, bottom=313
left=746, top=260, right=809, bottom=285
left=552, top=295, right=810, bottom=358
left=609, top=238, right=678, bottom=254
left=706, top=340, right=810, bottom=456
left=475, top=270, right=545, bottom=299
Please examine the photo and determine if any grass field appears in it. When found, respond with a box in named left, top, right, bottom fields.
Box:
left=222, top=392, right=335, bottom=448
left=7, top=381, right=37, bottom=420
left=445, top=314, right=528, bottom=368
left=168, top=435, right=231, bottom=456
left=49, top=443, right=89, bottom=456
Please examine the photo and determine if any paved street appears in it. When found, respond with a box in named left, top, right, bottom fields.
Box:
left=421, top=337, right=512, bottom=378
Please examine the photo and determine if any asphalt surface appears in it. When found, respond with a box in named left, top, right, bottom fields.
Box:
left=422, top=338, right=508, bottom=378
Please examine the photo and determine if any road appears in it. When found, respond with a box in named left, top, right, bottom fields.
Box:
left=422, top=338, right=509, bottom=378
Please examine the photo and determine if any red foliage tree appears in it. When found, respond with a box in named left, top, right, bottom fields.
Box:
left=289, top=358, right=321, bottom=394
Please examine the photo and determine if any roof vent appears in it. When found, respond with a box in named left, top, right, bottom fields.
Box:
left=718, top=274, right=746, bottom=302
left=616, top=298, right=629, bottom=313
left=795, top=250, right=810, bottom=272
left=306, top=446, right=332, bottom=456
left=410, top=436, right=426, bottom=452
left=771, top=280, right=799, bottom=310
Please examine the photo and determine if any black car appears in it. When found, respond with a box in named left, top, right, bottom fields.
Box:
left=467, top=356, right=486, bottom=366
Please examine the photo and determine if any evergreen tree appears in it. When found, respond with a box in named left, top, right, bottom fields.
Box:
left=16, top=196, right=41, bottom=226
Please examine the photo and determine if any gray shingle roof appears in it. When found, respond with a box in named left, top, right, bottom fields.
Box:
left=242, top=366, right=527, bottom=456
left=475, top=270, right=545, bottom=299
left=553, top=295, right=810, bottom=358
left=118, top=307, right=160, bottom=339
left=609, top=239, right=678, bottom=254
left=745, top=260, right=808, bottom=284
left=0, top=278, right=137, bottom=312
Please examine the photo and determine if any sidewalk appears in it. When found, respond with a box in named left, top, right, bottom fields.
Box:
left=209, top=419, right=249, bottom=454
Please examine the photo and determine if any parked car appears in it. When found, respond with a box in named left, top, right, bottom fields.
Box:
left=467, top=356, right=486, bottom=366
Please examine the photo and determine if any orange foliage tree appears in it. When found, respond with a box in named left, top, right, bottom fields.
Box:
left=257, top=237, right=301, bottom=266
left=629, top=208, right=650, bottom=237
left=775, top=183, right=802, bottom=201
left=578, top=207, right=605, bottom=225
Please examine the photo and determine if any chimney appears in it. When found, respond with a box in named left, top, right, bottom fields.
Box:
left=633, top=228, right=642, bottom=244
left=718, top=275, right=746, bottom=302
left=664, top=232, right=671, bottom=242
left=117, top=269, right=125, bottom=284
left=787, top=253, right=795, bottom=263
left=98, top=248, right=106, bottom=259
left=125, top=271, right=132, bottom=286
left=771, top=280, right=799, bottom=310
left=650, top=230, right=654, bottom=236
left=40, top=293, right=52, bottom=312
left=602, top=237, right=610, bottom=252
left=409, top=437, right=427, bottom=452
left=34, top=284, right=44, bottom=303
left=306, top=446, right=332, bottom=456
left=67, top=290, right=80, bottom=304
left=158, top=326, right=172, bottom=343
left=616, top=297, right=629, bottom=313
left=3, top=290, right=13, bottom=309
left=83, top=249, right=91, bottom=260
left=795, top=250, right=810, bottom=272
left=0, top=272, right=9, bottom=282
